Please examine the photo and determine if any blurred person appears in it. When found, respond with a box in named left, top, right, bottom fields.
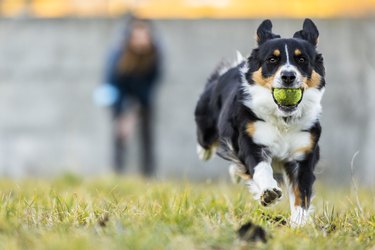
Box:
left=99, top=16, right=162, bottom=176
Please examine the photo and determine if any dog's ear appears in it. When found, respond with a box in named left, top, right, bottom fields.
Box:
left=256, top=19, right=280, bottom=46
left=293, top=18, right=319, bottom=46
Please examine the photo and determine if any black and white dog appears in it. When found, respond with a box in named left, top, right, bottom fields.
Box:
left=194, top=19, right=325, bottom=226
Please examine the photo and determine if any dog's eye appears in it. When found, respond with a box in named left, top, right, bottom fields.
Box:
left=267, top=57, right=278, bottom=64
left=298, top=57, right=306, bottom=63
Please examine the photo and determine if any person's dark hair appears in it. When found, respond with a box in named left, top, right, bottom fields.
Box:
left=117, top=17, right=157, bottom=75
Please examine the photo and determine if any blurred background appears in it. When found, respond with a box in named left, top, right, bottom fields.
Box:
left=0, top=0, right=374, bottom=184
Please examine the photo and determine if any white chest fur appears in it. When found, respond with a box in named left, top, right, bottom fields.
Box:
left=251, top=121, right=312, bottom=161
left=241, top=81, right=324, bottom=162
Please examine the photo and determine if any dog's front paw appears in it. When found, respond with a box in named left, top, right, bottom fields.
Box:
left=260, top=188, right=282, bottom=207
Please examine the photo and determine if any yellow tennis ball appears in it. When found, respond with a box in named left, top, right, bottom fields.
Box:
left=272, top=88, right=302, bottom=106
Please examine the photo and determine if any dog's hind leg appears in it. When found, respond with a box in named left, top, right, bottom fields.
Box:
left=229, top=164, right=242, bottom=183
left=229, top=163, right=250, bottom=183
left=195, top=113, right=218, bottom=161
left=194, top=87, right=219, bottom=161
left=196, top=142, right=218, bottom=161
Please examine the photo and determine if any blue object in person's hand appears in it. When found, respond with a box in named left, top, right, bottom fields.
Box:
left=93, top=83, right=119, bottom=107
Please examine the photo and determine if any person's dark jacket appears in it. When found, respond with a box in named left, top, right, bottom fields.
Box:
left=104, top=23, right=162, bottom=116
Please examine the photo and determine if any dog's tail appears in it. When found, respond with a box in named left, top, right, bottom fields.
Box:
left=207, top=50, right=245, bottom=87
left=206, top=60, right=231, bottom=86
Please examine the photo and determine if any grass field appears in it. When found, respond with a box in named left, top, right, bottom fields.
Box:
left=0, top=174, right=374, bottom=250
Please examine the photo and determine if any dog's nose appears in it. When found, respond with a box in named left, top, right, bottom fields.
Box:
left=281, top=71, right=296, bottom=85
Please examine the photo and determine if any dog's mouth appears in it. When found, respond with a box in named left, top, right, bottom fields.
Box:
left=272, top=88, right=304, bottom=113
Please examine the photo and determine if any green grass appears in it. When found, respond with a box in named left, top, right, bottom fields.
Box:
left=0, top=174, right=374, bottom=250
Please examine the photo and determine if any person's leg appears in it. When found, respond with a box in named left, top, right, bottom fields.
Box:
left=112, top=98, right=124, bottom=173
left=112, top=103, right=137, bottom=173
left=139, top=104, right=154, bottom=176
left=113, top=118, right=125, bottom=173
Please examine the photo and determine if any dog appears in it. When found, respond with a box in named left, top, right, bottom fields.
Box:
left=194, top=19, right=325, bottom=227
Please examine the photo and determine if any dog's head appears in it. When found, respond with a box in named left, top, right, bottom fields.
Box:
left=244, top=19, right=325, bottom=117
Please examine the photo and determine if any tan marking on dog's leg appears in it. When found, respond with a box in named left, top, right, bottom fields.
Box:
left=293, top=184, right=302, bottom=207
left=246, top=122, right=256, bottom=137
left=294, top=134, right=315, bottom=155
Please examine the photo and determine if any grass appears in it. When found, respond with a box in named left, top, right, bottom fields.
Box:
left=0, top=174, right=374, bottom=250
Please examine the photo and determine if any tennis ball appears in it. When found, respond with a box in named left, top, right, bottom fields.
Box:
left=272, top=88, right=302, bottom=106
